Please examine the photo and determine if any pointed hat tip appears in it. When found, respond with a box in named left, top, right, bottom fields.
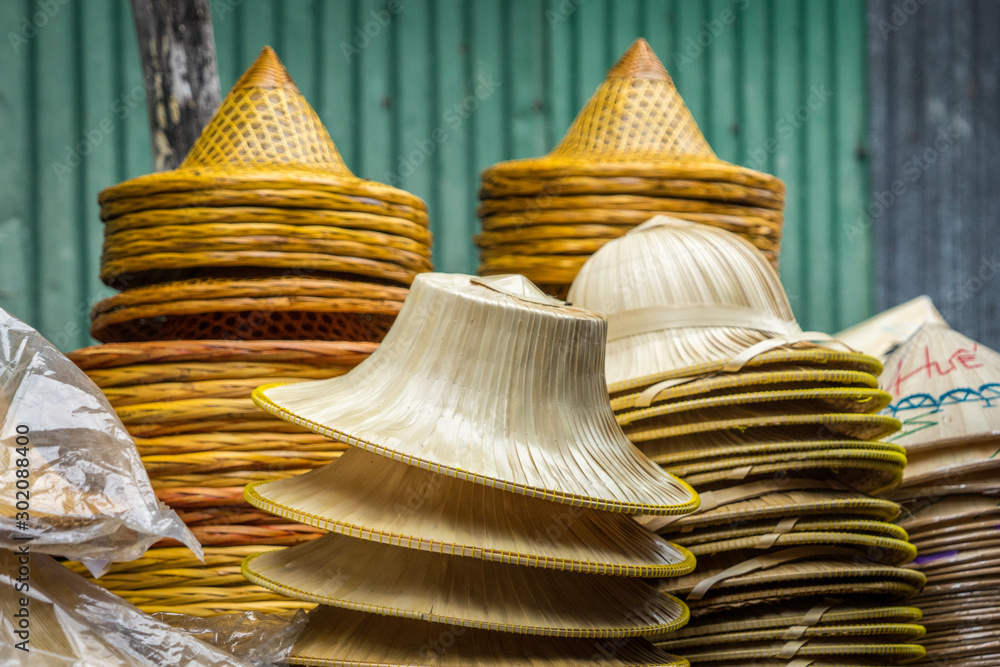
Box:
left=233, top=45, right=299, bottom=91
left=608, top=38, right=670, bottom=80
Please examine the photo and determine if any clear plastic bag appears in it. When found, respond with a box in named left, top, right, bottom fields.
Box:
left=0, top=551, right=302, bottom=666
left=0, top=308, right=200, bottom=573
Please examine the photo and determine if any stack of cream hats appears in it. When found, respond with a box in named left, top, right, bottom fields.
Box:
left=568, top=217, right=926, bottom=665
left=880, top=323, right=1000, bottom=666
left=242, top=273, right=701, bottom=664
left=836, top=296, right=948, bottom=360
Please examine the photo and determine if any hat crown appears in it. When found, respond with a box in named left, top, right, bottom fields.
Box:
left=549, top=39, right=716, bottom=163
left=180, top=46, right=352, bottom=174
left=568, top=216, right=795, bottom=321
left=354, top=273, right=609, bottom=413
left=881, top=323, right=1000, bottom=445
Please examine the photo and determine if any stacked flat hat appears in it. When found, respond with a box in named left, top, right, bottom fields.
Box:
left=836, top=296, right=948, bottom=360
left=65, top=339, right=376, bottom=616
left=476, top=38, right=784, bottom=299
left=92, top=46, right=431, bottom=343
left=879, top=322, right=1000, bottom=666
left=568, top=217, right=925, bottom=665
left=243, top=273, right=701, bottom=665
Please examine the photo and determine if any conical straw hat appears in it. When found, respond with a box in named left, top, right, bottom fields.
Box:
left=881, top=323, right=1000, bottom=449
left=899, top=494, right=1000, bottom=534
left=641, top=480, right=901, bottom=534
left=253, top=273, right=698, bottom=515
left=567, top=217, right=844, bottom=391
left=899, top=437, right=1000, bottom=488
left=669, top=638, right=926, bottom=663
left=836, top=296, right=947, bottom=359
left=100, top=47, right=423, bottom=210
left=243, top=532, right=690, bottom=638
left=657, top=623, right=926, bottom=651
left=616, top=387, right=893, bottom=428
left=480, top=39, right=781, bottom=190
left=244, top=448, right=695, bottom=577
left=659, top=449, right=906, bottom=495
left=286, top=605, right=688, bottom=667
left=664, top=603, right=922, bottom=639
left=658, top=548, right=927, bottom=603
left=610, top=367, right=881, bottom=412
left=643, top=434, right=904, bottom=467
left=670, top=517, right=909, bottom=549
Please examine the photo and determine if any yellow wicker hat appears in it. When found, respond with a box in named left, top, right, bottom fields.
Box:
left=244, top=448, right=694, bottom=577
left=285, top=605, right=687, bottom=666
left=881, top=323, right=1000, bottom=450
left=254, top=273, right=698, bottom=515
left=480, top=39, right=782, bottom=191
left=567, top=217, right=850, bottom=391
left=639, top=433, right=904, bottom=467
left=99, top=47, right=423, bottom=211
left=89, top=277, right=407, bottom=343
left=836, top=295, right=947, bottom=360
left=242, top=531, right=689, bottom=638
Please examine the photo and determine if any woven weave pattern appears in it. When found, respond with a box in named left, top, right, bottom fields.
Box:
left=550, top=78, right=716, bottom=162
left=181, top=47, right=350, bottom=173
left=568, top=221, right=925, bottom=665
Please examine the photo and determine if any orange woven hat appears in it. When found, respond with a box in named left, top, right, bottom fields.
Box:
left=480, top=39, right=783, bottom=192
left=99, top=47, right=424, bottom=212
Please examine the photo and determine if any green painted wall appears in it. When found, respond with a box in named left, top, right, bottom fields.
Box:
left=0, top=0, right=869, bottom=350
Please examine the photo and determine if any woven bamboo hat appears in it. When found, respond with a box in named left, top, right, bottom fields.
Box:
left=243, top=531, right=689, bottom=638
left=837, top=295, right=948, bottom=360
left=899, top=494, right=1000, bottom=535
left=567, top=217, right=852, bottom=392
left=881, top=323, right=1000, bottom=450
left=89, top=277, right=406, bottom=343
left=641, top=480, right=901, bottom=534
left=658, top=547, right=927, bottom=612
left=245, top=448, right=694, bottom=577
left=285, top=605, right=687, bottom=667
left=480, top=39, right=782, bottom=192
left=99, top=47, right=422, bottom=210
left=253, top=273, right=698, bottom=515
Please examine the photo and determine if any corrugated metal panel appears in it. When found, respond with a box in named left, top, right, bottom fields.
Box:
left=868, top=0, right=1000, bottom=349
left=0, top=0, right=870, bottom=350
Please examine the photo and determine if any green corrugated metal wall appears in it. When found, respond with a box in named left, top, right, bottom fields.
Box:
left=0, top=0, right=869, bottom=351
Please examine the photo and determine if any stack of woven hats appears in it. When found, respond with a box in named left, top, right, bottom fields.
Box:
left=568, top=217, right=927, bottom=665
left=92, top=46, right=431, bottom=344
left=65, top=339, right=375, bottom=615
left=836, top=296, right=947, bottom=360
left=476, top=39, right=784, bottom=299
left=65, top=47, right=429, bottom=616
left=240, top=273, right=702, bottom=664
left=879, top=323, right=1000, bottom=666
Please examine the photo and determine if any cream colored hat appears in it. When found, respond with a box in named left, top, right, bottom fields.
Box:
left=881, top=323, right=1000, bottom=445
left=566, top=216, right=843, bottom=392
left=254, top=273, right=697, bottom=515
left=243, top=531, right=689, bottom=638
left=286, top=605, right=688, bottom=666
left=836, top=295, right=947, bottom=359
left=245, top=448, right=695, bottom=577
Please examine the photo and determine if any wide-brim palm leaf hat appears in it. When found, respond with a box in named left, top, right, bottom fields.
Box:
left=566, top=216, right=871, bottom=394
left=253, top=272, right=698, bottom=515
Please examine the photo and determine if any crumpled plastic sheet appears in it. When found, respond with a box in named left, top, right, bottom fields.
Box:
left=0, top=307, right=200, bottom=573
left=0, top=551, right=303, bottom=666
left=156, top=609, right=307, bottom=664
